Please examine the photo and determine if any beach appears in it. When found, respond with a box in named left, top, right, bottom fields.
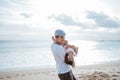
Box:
left=0, top=61, right=120, bottom=80
left=0, top=40, right=120, bottom=80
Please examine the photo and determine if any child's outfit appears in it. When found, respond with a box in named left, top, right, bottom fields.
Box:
left=64, top=45, right=77, bottom=67
left=64, top=45, right=77, bottom=56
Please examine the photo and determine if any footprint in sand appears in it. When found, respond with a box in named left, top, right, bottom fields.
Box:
left=14, top=74, right=20, bottom=77
left=20, top=74, right=26, bottom=77
left=111, top=78, right=118, bottom=80
left=6, top=75, right=12, bottom=78
left=34, top=73, right=38, bottom=75
left=117, top=72, right=120, bottom=74
left=0, top=77, right=5, bottom=79
left=112, top=74, right=118, bottom=77
left=28, top=73, right=32, bottom=75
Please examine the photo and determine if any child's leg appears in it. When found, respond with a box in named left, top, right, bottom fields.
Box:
left=68, top=45, right=78, bottom=55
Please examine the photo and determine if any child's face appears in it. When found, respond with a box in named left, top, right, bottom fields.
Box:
left=67, top=53, right=74, bottom=61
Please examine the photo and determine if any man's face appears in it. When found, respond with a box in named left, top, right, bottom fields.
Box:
left=55, top=36, right=65, bottom=45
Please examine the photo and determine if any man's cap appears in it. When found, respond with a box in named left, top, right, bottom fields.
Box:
left=55, top=29, right=66, bottom=36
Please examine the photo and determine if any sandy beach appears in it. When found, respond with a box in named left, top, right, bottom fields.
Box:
left=0, top=61, right=120, bottom=80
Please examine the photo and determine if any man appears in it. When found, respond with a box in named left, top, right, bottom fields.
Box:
left=51, top=29, right=76, bottom=80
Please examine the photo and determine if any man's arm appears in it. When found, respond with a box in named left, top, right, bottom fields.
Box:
left=52, top=44, right=65, bottom=60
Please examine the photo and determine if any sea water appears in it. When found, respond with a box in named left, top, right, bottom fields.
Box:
left=0, top=40, right=120, bottom=70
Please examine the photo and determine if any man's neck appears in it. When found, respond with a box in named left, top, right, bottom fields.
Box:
left=55, top=42, right=61, bottom=45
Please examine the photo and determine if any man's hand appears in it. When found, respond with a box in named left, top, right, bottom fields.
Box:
left=52, top=36, right=55, bottom=42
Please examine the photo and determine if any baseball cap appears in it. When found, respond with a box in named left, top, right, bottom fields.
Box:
left=55, top=29, right=66, bottom=36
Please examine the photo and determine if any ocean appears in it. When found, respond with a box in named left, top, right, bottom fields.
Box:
left=0, top=40, right=120, bottom=70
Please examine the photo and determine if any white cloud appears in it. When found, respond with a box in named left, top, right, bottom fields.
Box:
left=49, top=11, right=120, bottom=29
left=20, top=13, right=32, bottom=18
left=100, top=0, right=120, bottom=17
left=0, top=0, right=120, bottom=40
left=49, top=14, right=82, bottom=26
left=86, top=11, right=120, bottom=28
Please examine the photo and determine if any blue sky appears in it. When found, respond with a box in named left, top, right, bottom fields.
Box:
left=0, top=0, right=120, bottom=40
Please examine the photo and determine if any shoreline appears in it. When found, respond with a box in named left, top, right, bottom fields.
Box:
left=1, top=59, right=119, bottom=72
left=0, top=60, right=120, bottom=80
left=0, top=65, right=56, bottom=72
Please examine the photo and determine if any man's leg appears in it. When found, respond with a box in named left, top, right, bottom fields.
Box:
left=58, top=70, right=77, bottom=80
left=58, top=71, right=74, bottom=80
left=70, top=70, right=76, bottom=80
left=72, top=74, right=76, bottom=80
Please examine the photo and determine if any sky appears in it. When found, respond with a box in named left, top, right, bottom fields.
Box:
left=0, top=0, right=120, bottom=41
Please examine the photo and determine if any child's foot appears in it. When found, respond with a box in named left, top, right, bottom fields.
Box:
left=75, top=47, right=78, bottom=54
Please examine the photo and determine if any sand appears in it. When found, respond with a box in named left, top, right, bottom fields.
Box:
left=0, top=61, right=120, bottom=80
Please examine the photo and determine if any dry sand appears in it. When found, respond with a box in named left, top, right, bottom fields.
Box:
left=0, top=61, right=120, bottom=80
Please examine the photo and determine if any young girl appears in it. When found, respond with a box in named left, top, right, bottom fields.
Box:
left=52, top=36, right=78, bottom=67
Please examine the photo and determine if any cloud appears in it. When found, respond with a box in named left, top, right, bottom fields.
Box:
left=0, top=0, right=26, bottom=8
left=101, top=0, right=120, bottom=15
left=20, top=13, right=32, bottom=18
left=72, top=30, right=120, bottom=40
left=0, top=22, right=30, bottom=33
left=0, top=0, right=12, bottom=8
left=49, top=11, right=120, bottom=29
left=0, top=0, right=31, bottom=22
left=0, top=22, right=52, bottom=40
left=86, top=11, right=120, bottom=28
left=48, top=14, right=83, bottom=27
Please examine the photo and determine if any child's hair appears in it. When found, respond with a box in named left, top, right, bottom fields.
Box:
left=64, top=53, right=75, bottom=67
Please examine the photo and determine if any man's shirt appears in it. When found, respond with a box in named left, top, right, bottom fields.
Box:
left=51, top=43, right=71, bottom=74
